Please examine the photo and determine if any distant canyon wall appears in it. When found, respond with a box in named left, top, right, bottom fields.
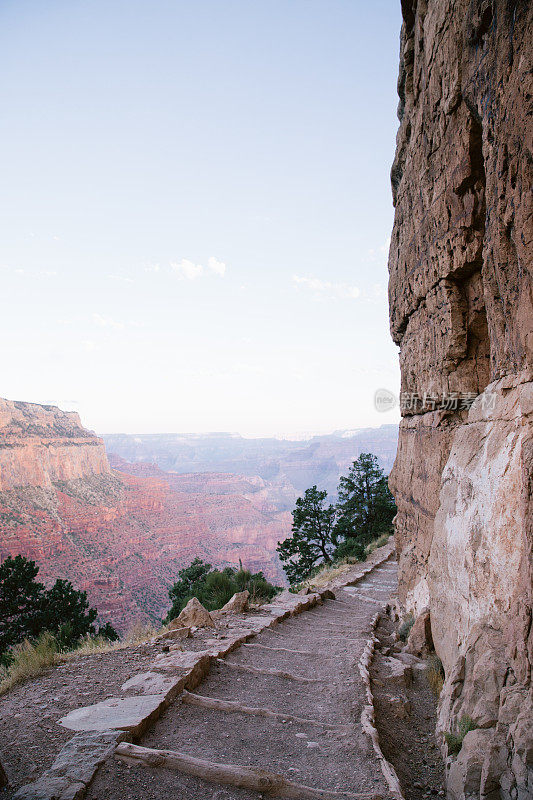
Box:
left=388, top=1, right=532, bottom=798
left=0, top=401, right=289, bottom=630
left=0, top=399, right=110, bottom=491
left=103, top=425, right=399, bottom=500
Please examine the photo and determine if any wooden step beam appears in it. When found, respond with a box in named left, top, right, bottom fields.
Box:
left=182, top=690, right=351, bottom=731
left=266, top=631, right=363, bottom=643
left=243, top=642, right=334, bottom=657
left=115, top=742, right=378, bottom=799
left=216, top=658, right=323, bottom=683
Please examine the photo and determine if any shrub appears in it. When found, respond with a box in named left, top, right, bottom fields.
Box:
left=0, top=556, right=98, bottom=660
left=97, top=622, right=120, bottom=642
left=0, top=632, right=58, bottom=696
left=426, top=653, right=445, bottom=696
left=366, top=533, right=391, bottom=554
left=444, top=715, right=478, bottom=755
left=398, top=613, right=415, bottom=642
left=334, top=538, right=367, bottom=563
left=165, top=559, right=279, bottom=622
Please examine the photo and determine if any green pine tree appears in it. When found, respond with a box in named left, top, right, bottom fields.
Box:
left=276, top=486, right=337, bottom=584
left=0, top=555, right=45, bottom=656
left=335, top=453, right=396, bottom=545
left=0, top=555, right=101, bottom=659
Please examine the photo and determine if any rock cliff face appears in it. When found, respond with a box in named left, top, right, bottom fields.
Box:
left=0, top=399, right=110, bottom=491
left=0, top=401, right=289, bottom=630
left=388, top=2, right=532, bottom=798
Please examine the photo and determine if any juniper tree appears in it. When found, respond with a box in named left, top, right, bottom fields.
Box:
left=0, top=555, right=99, bottom=659
left=334, top=453, right=395, bottom=545
left=276, top=486, right=337, bottom=584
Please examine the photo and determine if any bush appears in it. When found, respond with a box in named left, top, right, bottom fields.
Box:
left=165, top=559, right=280, bottom=622
left=445, top=715, right=478, bottom=755
left=97, top=622, right=120, bottom=642
left=366, top=533, right=391, bottom=554
left=398, top=613, right=415, bottom=642
left=334, top=539, right=367, bottom=563
left=0, top=632, right=58, bottom=696
left=0, top=556, right=98, bottom=660
left=426, top=653, right=445, bottom=696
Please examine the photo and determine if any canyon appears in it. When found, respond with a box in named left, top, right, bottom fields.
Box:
left=388, top=1, right=532, bottom=799
left=0, top=398, right=397, bottom=631
left=103, top=426, right=398, bottom=499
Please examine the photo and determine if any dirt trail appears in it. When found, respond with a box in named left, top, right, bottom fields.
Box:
left=87, top=561, right=399, bottom=800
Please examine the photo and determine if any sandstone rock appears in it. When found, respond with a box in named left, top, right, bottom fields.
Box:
left=406, top=611, right=433, bottom=657
left=220, top=590, right=250, bottom=613
left=58, top=695, right=166, bottom=735
left=14, top=730, right=128, bottom=800
left=152, top=650, right=211, bottom=675
left=0, top=398, right=110, bottom=492
left=0, top=400, right=290, bottom=632
left=121, top=672, right=178, bottom=696
left=382, top=656, right=413, bottom=689
left=171, top=597, right=215, bottom=629
left=388, top=1, right=532, bottom=798
left=388, top=694, right=412, bottom=719
left=447, top=729, right=493, bottom=800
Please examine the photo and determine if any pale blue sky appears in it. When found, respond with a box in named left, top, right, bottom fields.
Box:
left=1, top=0, right=402, bottom=436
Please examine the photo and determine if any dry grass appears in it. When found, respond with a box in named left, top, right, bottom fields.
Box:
left=365, top=533, right=391, bottom=555
left=61, top=620, right=159, bottom=660
left=0, top=620, right=159, bottom=695
left=300, top=536, right=393, bottom=592
left=0, top=632, right=58, bottom=696
left=426, top=654, right=445, bottom=697
left=305, top=560, right=353, bottom=590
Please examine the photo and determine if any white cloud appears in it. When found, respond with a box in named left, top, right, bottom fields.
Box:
left=292, top=275, right=360, bottom=300
left=158, top=257, right=228, bottom=280
left=171, top=259, right=204, bottom=280
left=93, top=313, right=125, bottom=331
left=207, top=256, right=226, bottom=277
left=83, top=340, right=98, bottom=352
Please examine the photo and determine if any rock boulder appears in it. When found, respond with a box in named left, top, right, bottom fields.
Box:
left=220, top=590, right=250, bottom=614
left=170, top=597, right=215, bottom=629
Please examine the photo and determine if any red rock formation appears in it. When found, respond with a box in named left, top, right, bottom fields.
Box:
left=0, top=402, right=289, bottom=631
left=0, top=399, right=109, bottom=491
left=388, top=2, right=532, bottom=798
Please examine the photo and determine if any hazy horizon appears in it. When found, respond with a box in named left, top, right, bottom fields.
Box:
left=101, top=422, right=398, bottom=441
left=2, top=1, right=402, bottom=436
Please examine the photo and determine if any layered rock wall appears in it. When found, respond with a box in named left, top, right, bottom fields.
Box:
left=388, top=1, right=532, bottom=798
left=0, top=399, right=110, bottom=491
